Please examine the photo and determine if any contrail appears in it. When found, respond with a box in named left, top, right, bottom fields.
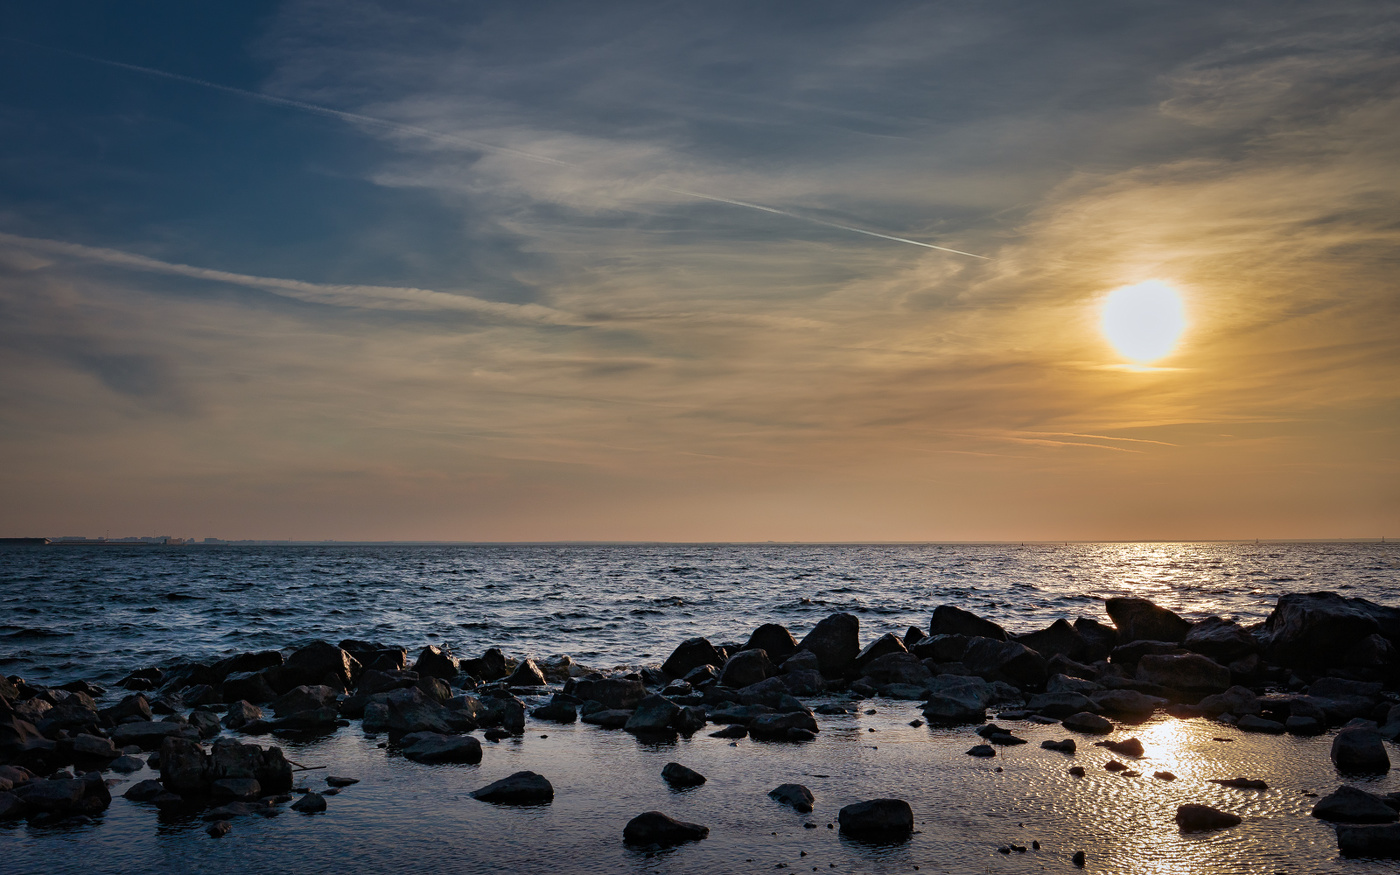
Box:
left=6, top=39, right=988, bottom=259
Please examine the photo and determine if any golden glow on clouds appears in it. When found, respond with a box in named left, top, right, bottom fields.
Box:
left=1101, top=281, right=1187, bottom=364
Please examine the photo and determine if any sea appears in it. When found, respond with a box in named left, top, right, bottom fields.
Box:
left=4, top=541, right=1400, bottom=875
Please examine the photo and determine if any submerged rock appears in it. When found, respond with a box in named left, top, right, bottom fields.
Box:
left=838, top=798, right=914, bottom=840
left=1338, top=823, right=1400, bottom=858
left=1176, top=803, right=1241, bottom=831
left=291, top=791, right=326, bottom=813
left=623, top=810, right=708, bottom=846
left=401, top=732, right=482, bottom=765
left=1312, top=785, right=1400, bottom=823
left=768, top=783, right=814, bottom=813
left=661, top=762, right=706, bottom=788
left=1062, top=712, right=1113, bottom=735
left=471, top=771, right=554, bottom=805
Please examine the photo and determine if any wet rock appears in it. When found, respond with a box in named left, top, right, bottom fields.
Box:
left=1333, top=726, right=1391, bottom=774
left=1110, top=640, right=1182, bottom=666
left=922, top=693, right=987, bottom=725
left=270, top=684, right=337, bottom=718
left=531, top=695, right=579, bottom=724
left=861, top=652, right=932, bottom=687
left=221, top=670, right=278, bottom=704
left=1287, top=716, right=1323, bottom=735
left=1311, top=785, right=1399, bottom=823
left=581, top=709, right=633, bottom=729
left=1046, top=674, right=1103, bottom=695
left=110, top=720, right=196, bottom=750
left=14, top=771, right=110, bottom=817
left=109, top=754, right=145, bottom=773
left=1262, top=592, right=1400, bottom=670
left=285, top=640, right=359, bottom=690
left=211, top=778, right=262, bottom=801
left=1106, top=598, right=1191, bottom=644
left=1104, top=760, right=1127, bottom=772
left=838, top=798, right=914, bottom=840
left=401, top=732, right=483, bottom=764
left=1175, top=803, right=1241, bottom=831
left=1016, top=619, right=1088, bottom=660
left=471, top=771, right=554, bottom=805
left=769, top=783, right=814, bottom=813
left=69, top=733, right=119, bottom=761
left=101, top=694, right=154, bottom=725
left=1096, top=737, right=1144, bottom=757
left=1068, top=766, right=1086, bottom=777
left=291, top=791, right=326, bottom=813
left=682, top=665, right=719, bottom=687
left=967, top=744, right=996, bottom=757
left=569, top=677, right=646, bottom=711
left=623, top=810, right=708, bottom=846
left=1182, top=617, right=1259, bottom=663
left=661, top=762, right=706, bottom=788
left=411, top=645, right=459, bottom=682
left=673, top=705, right=706, bottom=735
left=340, top=641, right=407, bottom=674
left=506, top=659, right=547, bottom=687
left=1062, top=712, right=1113, bottom=734
left=1338, top=823, right=1400, bottom=858
left=383, top=687, right=474, bottom=737
left=124, top=779, right=164, bottom=801
left=744, top=624, right=799, bottom=663
left=1027, top=692, right=1098, bottom=718
left=206, top=820, right=232, bottom=838
left=624, top=694, right=680, bottom=734
left=415, top=676, right=453, bottom=705
left=222, top=700, right=263, bottom=730
left=854, top=633, right=909, bottom=670
left=1236, top=715, right=1285, bottom=734
left=749, top=711, right=819, bottom=741
left=1072, top=850, right=1087, bottom=868
left=1197, top=686, right=1262, bottom=716
left=1091, top=689, right=1167, bottom=717
left=159, top=737, right=210, bottom=795
left=1136, top=653, right=1231, bottom=695
left=662, top=638, right=725, bottom=680
left=1041, top=739, right=1076, bottom=753
left=718, top=649, right=776, bottom=689
left=931, top=605, right=1007, bottom=641
left=961, top=638, right=1047, bottom=689
left=710, top=724, right=747, bottom=739
left=797, top=613, right=861, bottom=678
left=355, top=669, right=418, bottom=697
left=1154, top=771, right=1177, bottom=780
left=1209, top=777, right=1267, bottom=790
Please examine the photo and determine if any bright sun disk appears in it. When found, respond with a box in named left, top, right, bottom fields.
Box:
left=1100, top=280, right=1187, bottom=364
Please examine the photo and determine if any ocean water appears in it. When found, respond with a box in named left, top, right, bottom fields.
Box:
left=5, top=542, right=1400, bottom=874
left=1, top=541, right=1398, bottom=686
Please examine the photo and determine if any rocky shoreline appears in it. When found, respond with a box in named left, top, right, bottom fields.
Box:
left=5, top=589, right=1400, bottom=863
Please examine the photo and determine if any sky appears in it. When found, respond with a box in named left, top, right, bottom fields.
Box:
left=0, top=1, right=1397, bottom=542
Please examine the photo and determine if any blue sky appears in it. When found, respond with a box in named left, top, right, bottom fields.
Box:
left=1, top=1, right=1396, bottom=540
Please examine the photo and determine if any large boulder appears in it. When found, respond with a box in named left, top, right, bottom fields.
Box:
left=625, top=694, right=680, bottom=734
left=718, top=649, right=775, bottom=689
left=1313, top=785, right=1400, bottom=823
left=110, top=721, right=197, bottom=750
left=284, top=640, right=360, bottom=690
left=569, top=677, right=646, bottom=711
left=749, top=711, right=819, bottom=741
left=13, top=771, right=110, bottom=818
left=402, top=732, right=483, bottom=764
left=471, top=771, right=553, bottom=804
left=1135, top=653, right=1231, bottom=695
left=459, top=647, right=508, bottom=681
left=506, top=659, right=547, bottom=687
left=1338, top=823, right=1400, bottom=858
left=159, top=737, right=210, bottom=795
left=384, top=687, right=474, bottom=736
left=270, top=684, right=338, bottom=717
left=411, top=646, right=459, bottom=681
left=1073, top=618, right=1118, bottom=659
left=1182, top=617, right=1259, bottom=663
left=838, top=799, right=914, bottom=840
left=1332, top=726, right=1391, bottom=774
left=623, top=811, right=708, bottom=846
left=1106, top=598, right=1191, bottom=644
left=930, top=605, right=1006, bottom=641
left=1091, top=689, right=1167, bottom=717
left=769, top=783, right=814, bottom=813
left=797, top=613, right=861, bottom=678
left=1196, top=686, right=1262, bottom=717
left=1016, top=619, right=1087, bottom=660
left=961, top=637, right=1047, bottom=689
left=1262, top=592, right=1400, bottom=669
left=1176, top=804, right=1241, bottom=831
left=853, top=633, right=908, bottom=671
left=662, top=638, right=725, bottom=680
left=861, top=652, right=932, bottom=687
left=744, top=624, right=798, bottom=663
left=221, top=670, right=279, bottom=704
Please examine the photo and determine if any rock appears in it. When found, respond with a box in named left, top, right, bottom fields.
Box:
left=1104, top=760, right=1128, bottom=772
left=769, top=783, right=814, bottom=813
left=1046, top=674, right=1103, bottom=695
left=326, top=775, right=358, bottom=787
left=625, top=694, right=681, bottom=734
left=661, top=762, right=706, bottom=788
left=506, top=659, right=547, bottom=687
left=498, top=696, right=526, bottom=734
left=416, top=676, right=453, bottom=705
left=531, top=695, right=579, bottom=724
left=569, top=677, right=647, bottom=711
left=1072, top=850, right=1087, bottom=868
left=838, top=798, right=914, bottom=840
left=1236, top=715, right=1285, bottom=734
left=411, top=645, right=459, bottom=681
left=861, top=652, right=932, bottom=687
left=110, top=721, right=195, bottom=750
left=355, top=669, right=418, bottom=697
left=1182, top=617, right=1259, bottom=663
left=718, top=649, right=776, bottom=689
left=623, top=810, right=708, bottom=846
left=470, top=770, right=554, bottom=805
left=854, top=633, right=909, bottom=670
left=285, top=640, right=359, bottom=690
left=340, top=641, right=407, bottom=673
left=581, top=709, right=633, bottom=729
left=70, top=733, right=119, bottom=761
left=921, top=696, right=986, bottom=725
left=207, top=820, right=232, bottom=838
left=109, top=754, right=145, bottom=773
left=14, top=772, right=110, bottom=817
left=1310, top=676, right=1384, bottom=699
left=710, top=724, right=746, bottom=739
left=967, top=744, right=996, bottom=757
left=1312, top=785, right=1399, bottom=823
left=1063, top=712, right=1113, bottom=734
left=1091, top=689, right=1167, bottom=717
left=1209, top=777, right=1267, bottom=790
left=931, top=605, right=1007, bottom=641
left=270, top=684, right=338, bottom=717
left=221, top=670, right=278, bottom=704
left=291, top=791, right=326, bottom=813
left=211, top=778, right=262, bottom=801
left=1333, top=726, right=1391, bottom=773
left=673, top=705, right=706, bottom=734
left=101, top=694, right=154, bottom=724
left=744, top=624, right=798, bottom=663
left=1027, top=692, right=1098, bottom=718
left=221, top=700, right=264, bottom=730
left=1339, top=823, right=1400, bottom=858
left=1262, top=592, right=1400, bottom=669
left=1041, top=739, right=1076, bottom=753
left=1344, top=633, right=1396, bottom=668
left=1016, top=619, right=1087, bottom=660
left=1136, top=653, right=1231, bottom=695
left=961, top=638, right=1047, bottom=689
left=1287, top=716, right=1324, bottom=735
left=749, top=712, right=819, bottom=741
left=124, top=779, right=164, bottom=801
left=662, top=638, right=725, bottom=680
left=682, top=665, right=719, bottom=687
left=160, top=737, right=210, bottom=795
left=1154, top=771, right=1176, bottom=780
left=797, top=613, right=861, bottom=678
left=1096, top=737, right=1144, bottom=757
left=1068, top=766, right=1086, bottom=777
left=1110, top=640, right=1182, bottom=666
left=1106, top=598, right=1191, bottom=644
left=383, top=687, right=473, bottom=737
left=401, top=732, right=483, bottom=764
left=1175, top=803, right=1241, bottom=831
left=1197, top=686, right=1262, bottom=716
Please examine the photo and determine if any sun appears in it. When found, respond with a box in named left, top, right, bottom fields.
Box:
left=1100, top=280, right=1187, bottom=364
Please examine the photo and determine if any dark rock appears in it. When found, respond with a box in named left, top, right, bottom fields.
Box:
left=581, top=709, right=633, bottom=729
left=838, top=798, right=914, bottom=840
left=270, top=684, right=338, bottom=717
left=207, top=820, right=232, bottom=838
left=1041, top=739, right=1076, bottom=753
left=123, top=779, right=164, bottom=801
left=769, top=783, right=814, bottom=813
left=662, top=638, right=725, bottom=680
left=109, top=754, right=145, bottom=773
left=211, top=777, right=262, bottom=801
left=967, top=744, right=996, bottom=757
left=661, top=762, right=706, bottom=788
left=623, top=810, right=708, bottom=846
left=961, top=637, right=1047, bottom=689
left=356, top=669, right=418, bottom=697
left=223, top=700, right=263, bottom=729
left=1073, top=618, right=1118, bottom=659
left=625, top=694, right=680, bottom=734
left=411, top=645, right=459, bottom=681
left=861, top=652, right=932, bottom=687
left=383, top=687, right=474, bottom=737
left=17, top=772, right=110, bottom=817
left=101, top=694, right=154, bottom=724
left=854, top=633, right=909, bottom=670
left=221, top=670, right=278, bottom=704
left=69, top=733, right=119, bottom=761
left=1136, top=653, right=1231, bottom=695
left=1197, top=686, right=1262, bottom=716
left=531, top=695, right=579, bottom=724
left=158, top=737, right=210, bottom=795
left=710, top=724, right=746, bottom=738
left=1047, top=674, right=1103, bottom=695
left=291, top=791, right=326, bottom=813
left=326, top=775, right=358, bottom=787
left=1110, top=640, right=1182, bottom=666
left=1182, top=617, right=1259, bottom=663
left=682, top=665, right=719, bottom=687
left=401, top=732, right=483, bottom=764
left=1106, top=598, right=1191, bottom=644
left=1175, top=803, right=1241, bottom=831
left=903, top=626, right=926, bottom=649
left=1310, top=677, right=1384, bottom=699
left=797, top=613, right=861, bottom=678
left=1264, top=592, right=1400, bottom=670
left=1096, top=737, right=1144, bottom=757
left=570, top=677, right=647, bottom=711
left=749, top=712, right=819, bottom=741
left=1063, top=712, right=1113, bottom=734
left=109, top=720, right=195, bottom=750
left=458, top=648, right=507, bottom=681
left=910, top=633, right=971, bottom=663
left=1287, top=716, right=1323, bottom=735
left=1027, top=692, right=1098, bottom=718
left=1333, top=726, right=1391, bottom=773
left=1208, top=777, right=1268, bottom=790
left=931, top=605, right=1007, bottom=641
left=673, top=705, right=706, bottom=735
left=285, top=640, right=359, bottom=690
left=921, top=697, right=986, bottom=725
left=1339, top=823, right=1400, bottom=858
left=1016, top=619, right=1087, bottom=660
left=781, top=669, right=827, bottom=696
left=1068, top=766, right=1086, bottom=776
left=718, top=649, right=775, bottom=689
left=470, top=770, right=554, bottom=805
left=506, top=659, right=547, bottom=687
left=1104, top=760, right=1128, bottom=772
left=1090, top=689, right=1167, bottom=717
left=1072, top=850, right=1087, bottom=868
left=415, top=675, right=453, bottom=705
left=1343, top=633, right=1396, bottom=668
left=1236, top=715, right=1285, bottom=734
left=744, top=624, right=798, bottom=663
